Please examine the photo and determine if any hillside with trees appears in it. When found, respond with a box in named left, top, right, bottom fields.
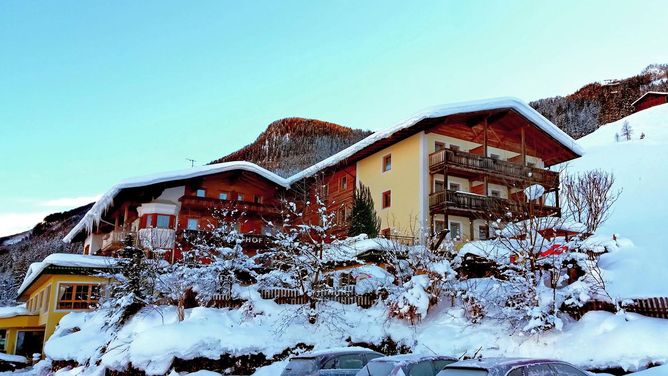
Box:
left=530, top=64, right=668, bottom=138
left=210, top=117, right=372, bottom=177
left=0, top=204, right=92, bottom=304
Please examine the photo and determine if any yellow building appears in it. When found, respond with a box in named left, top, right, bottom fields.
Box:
left=0, top=254, right=116, bottom=357
left=294, top=98, right=583, bottom=243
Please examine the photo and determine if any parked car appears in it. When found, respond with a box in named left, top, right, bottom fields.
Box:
left=281, top=347, right=385, bottom=376
left=436, top=358, right=590, bottom=376
left=355, top=354, right=457, bottom=376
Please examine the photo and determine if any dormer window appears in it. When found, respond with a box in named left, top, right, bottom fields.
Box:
left=196, top=189, right=206, bottom=197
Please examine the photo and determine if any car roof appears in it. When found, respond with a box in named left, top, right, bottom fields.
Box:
left=292, top=347, right=382, bottom=359
left=445, top=357, right=564, bottom=370
left=370, top=354, right=457, bottom=364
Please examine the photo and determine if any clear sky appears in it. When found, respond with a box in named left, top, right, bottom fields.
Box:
left=1, top=1, right=667, bottom=237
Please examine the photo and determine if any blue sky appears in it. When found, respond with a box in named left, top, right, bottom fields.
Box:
left=1, top=1, right=667, bottom=237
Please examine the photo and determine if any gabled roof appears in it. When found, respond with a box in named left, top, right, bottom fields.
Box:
left=288, top=97, right=584, bottom=183
left=631, top=91, right=668, bottom=106
left=63, top=161, right=289, bottom=243
left=17, top=253, right=118, bottom=298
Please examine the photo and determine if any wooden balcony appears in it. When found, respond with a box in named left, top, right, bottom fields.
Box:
left=180, top=230, right=273, bottom=250
left=428, top=149, right=559, bottom=188
left=100, top=230, right=138, bottom=253
left=179, top=196, right=280, bottom=216
left=429, top=190, right=559, bottom=219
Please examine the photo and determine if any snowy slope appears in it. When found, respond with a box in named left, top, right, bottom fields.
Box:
left=563, top=103, right=668, bottom=298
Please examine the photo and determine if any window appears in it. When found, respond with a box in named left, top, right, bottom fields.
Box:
left=407, top=360, right=435, bottom=376
left=449, top=222, right=462, bottom=239
left=329, top=354, right=364, bottom=369
left=490, top=189, right=501, bottom=198
left=42, top=289, right=49, bottom=313
left=435, top=141, right=446, bottom=151
left=490, top=153, right=500, bottom=160
left=57, top=284, right=100, bottom=310
left=14, top=331, right=44, bottom=357
left=478, top=224, right=490, bottom=240
left=434, top=180, right=445, bottom=192
left=340, top=176, right=348, bottom=190
left=382, top=190, right=391, bottom=209
left=526, top=364, right=555, bottom=376
left=549, top=364, right=587, bottom=375
left=254, top=195, right=263, bottom=204
left=146, top=215, right=153, bottom=228
left=187, top=218, right=199, bottom=230
left=237, top=193, right=245, bottom=202
left=0, top=329, right=6, bottom=352
left=196, top=188, right=206, bottom=197
left=449, top=144, right=461, bottom=151
left=156, top=215, right=170, bottom=229
left=382, top=154, right=392, bottom=172
left=449, top=182, right=461, bottom=191
left=433, top=359, right=456, bottom=372
left=219, top=192, right=229, bottom=200
left=507, top=369, right=524, bottom=376
left=434, top=220, right=446, bottom=235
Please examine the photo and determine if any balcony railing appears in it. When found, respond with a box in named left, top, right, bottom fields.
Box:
left=138, top=228, right=176, bottom=250
left=100, top=230, right=138, bottom=253
left=429, top=190, right=559, bottom=218
left=428, top=149, right=559, bottom=187
left=179, top=196, right=280, bottom=216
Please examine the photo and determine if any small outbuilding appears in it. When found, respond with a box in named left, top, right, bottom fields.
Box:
left=632, top=91, right=668, bottom=113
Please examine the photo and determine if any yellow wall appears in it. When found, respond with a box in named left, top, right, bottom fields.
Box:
left=1, top=273, right=112, bottom=355
left=357, top=133, right=424, bottom=237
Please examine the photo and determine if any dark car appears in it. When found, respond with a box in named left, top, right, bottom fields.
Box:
left=281, top=347, right=385, bottom=376
left=436, top=357, right=590, bottom=376
left=355, top=354, right=458, bottom=376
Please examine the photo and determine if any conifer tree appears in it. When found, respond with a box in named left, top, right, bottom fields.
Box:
left=348, top=183, right=381, bottom=238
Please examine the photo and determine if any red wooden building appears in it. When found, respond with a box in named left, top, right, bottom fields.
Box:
left=632, top=91, right=668, bottom=113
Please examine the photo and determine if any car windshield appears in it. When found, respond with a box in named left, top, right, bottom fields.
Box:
left=437, top=368, right=488, bottom=376
left=282, top=358, right=319, bottom=375
left=355, top=362, right=397, bottom=376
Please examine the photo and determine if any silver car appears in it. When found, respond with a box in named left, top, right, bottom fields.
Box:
left=355, top=354, right=457, bottom=376
left=436, top=358, right=590, bottom=376
left=281, top=347, right=385, bottom=376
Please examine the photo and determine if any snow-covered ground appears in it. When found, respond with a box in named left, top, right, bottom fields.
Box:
left=562, top=103, right=668, bottom=298
left=40, top=295, right=668, bottom=375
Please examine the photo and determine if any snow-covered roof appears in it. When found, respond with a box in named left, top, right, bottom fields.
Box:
left=63, top=162, right=289, bottom=243
left=288, top=97, right=584, bottom=182
left=500, top=217, right=587, bottom=238
left=631, top=91, right=668, bottom=106
left=0, top=304, right=32, bottom=319
left=17, top=253, right=118, bottom=297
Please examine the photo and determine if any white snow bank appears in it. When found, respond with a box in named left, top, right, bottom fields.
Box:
left=325, top=235, right=397, bottom=262
left=289, top=97, right=583, bottom=183
left=500, top=216, right=587, bottom=238
left=629, top=364, right=668, bottom=375
left=45, top=298, right=668, bottom=375
left=562, top=103, right=668, bottom=298
left=0, top=304, right=31, bottom=319
left=63, top=161, right=290, bottom=243
left=17, top=253, right=117, bottom=297
left=0, top=352, right=28, bottom=363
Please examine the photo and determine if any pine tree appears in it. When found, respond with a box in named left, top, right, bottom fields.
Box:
left=348, top=183, right=381, bottom=238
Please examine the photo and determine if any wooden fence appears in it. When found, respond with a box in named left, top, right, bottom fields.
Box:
left=568, top=297, right=668, bottom=320
left=211, top=287, right=377, bottom=309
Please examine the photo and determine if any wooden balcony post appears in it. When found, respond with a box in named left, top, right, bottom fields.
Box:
left=483, top=117, right=488, bottom=158
left=521, top=127, right=527, bottom=165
